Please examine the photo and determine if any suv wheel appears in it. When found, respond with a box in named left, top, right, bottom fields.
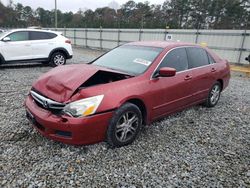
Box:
left=50, top=52, right=66, bottom=67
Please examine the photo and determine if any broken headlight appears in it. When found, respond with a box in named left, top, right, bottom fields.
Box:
left=63, top=95, right=104, bottom=117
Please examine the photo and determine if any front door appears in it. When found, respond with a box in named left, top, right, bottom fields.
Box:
left=2, top=31, right=31, bottom=61
left=150, top=47, right=194, bottom=120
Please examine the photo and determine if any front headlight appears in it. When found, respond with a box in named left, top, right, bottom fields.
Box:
left=63, top=95, right=104, bottom=117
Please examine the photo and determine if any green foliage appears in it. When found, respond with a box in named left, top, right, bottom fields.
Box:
left=0, top=0, right=249, bottom=29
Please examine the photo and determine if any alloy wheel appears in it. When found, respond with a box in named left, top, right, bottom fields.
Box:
left=53, top=54, right=65, bottom=65
left=210, top=84, right=220, bottom=105
left=115, top=111, right=139, bottom=143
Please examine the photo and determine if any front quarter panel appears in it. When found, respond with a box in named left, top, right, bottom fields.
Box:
left=70, top=75, right=151, bottom=117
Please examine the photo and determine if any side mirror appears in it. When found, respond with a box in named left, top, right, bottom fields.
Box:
left=158, top=67, right=176, bottom=77
left=2, top=37, right=11, bottom=42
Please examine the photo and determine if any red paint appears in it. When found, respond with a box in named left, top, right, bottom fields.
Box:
left=25, top=41, right=230, bottom=145
left=32, top=63, right=127, bottom=102
left=25, top=95, right=113, bottom=145
left=159, top=67, right=176, bottom=77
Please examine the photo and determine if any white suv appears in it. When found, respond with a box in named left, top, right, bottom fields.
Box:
left=0, top=29, right=73, bottom=66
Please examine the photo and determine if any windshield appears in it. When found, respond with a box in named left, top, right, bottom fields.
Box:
left=92, top=45, right=163, bottom=75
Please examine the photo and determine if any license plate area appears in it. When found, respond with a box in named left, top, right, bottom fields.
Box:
left=26, top=109, right=35, bottom=123
left=26, top=109, right=45, bottom=131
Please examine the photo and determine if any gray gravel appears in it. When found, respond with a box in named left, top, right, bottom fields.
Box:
left=0, top=47, right=250, bottom=187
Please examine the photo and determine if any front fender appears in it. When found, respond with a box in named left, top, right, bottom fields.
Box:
left=0, top=52, right=5, bottom=64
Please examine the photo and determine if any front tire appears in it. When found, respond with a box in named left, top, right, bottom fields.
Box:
left=50, top=52, right=66, bottom=67
left=204, top=81, right=222, bottom=107
left=107, top=103, right=142, bottom=148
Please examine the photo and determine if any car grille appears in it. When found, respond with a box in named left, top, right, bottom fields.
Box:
left=30, top=90, right=65, bottom=114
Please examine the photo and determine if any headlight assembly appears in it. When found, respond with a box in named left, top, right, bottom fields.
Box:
left=63, top=95, right=104, bottom=117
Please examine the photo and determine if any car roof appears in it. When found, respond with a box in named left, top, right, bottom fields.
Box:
left=126, top=41, right=201, bottom=49
left=9, top=29, right=59, bottom=34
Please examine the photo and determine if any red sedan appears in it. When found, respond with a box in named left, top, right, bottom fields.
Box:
left=25, top=41, right=230, bottom=147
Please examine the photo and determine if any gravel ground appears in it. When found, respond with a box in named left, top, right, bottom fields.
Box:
left=0, top=47, right=250, bottom=187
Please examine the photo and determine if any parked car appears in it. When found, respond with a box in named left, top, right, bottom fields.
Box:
left=0, top=29, right=73, bottom=66
left=25, top=41, right=230, bottom=147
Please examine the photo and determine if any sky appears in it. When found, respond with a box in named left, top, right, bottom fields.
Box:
left=1, top=0, right=166, bottom=12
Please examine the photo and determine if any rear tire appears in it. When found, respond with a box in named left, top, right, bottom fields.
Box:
left=50, top=52, right=66, bottom=67
left=106, top=103, right=142, bottom=148
left=204, top=81, right=222, bottom=107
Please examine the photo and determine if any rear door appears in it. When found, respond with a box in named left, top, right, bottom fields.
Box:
left=29, top=31, right=57, bottom=59
left=186, top=47, right=216, bottom=101
left=2, top=31, right=31, bottom=61
left=150, top=47, right=194, bottom=119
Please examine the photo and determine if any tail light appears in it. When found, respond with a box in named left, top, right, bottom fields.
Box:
left=65, top=39, right=71, bottom=44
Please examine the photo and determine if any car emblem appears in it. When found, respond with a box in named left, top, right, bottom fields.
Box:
left=43, top=100, right=49, bottom=109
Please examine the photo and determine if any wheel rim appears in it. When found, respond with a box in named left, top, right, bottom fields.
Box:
left=210, top=84, right=220, bottom=105
left=53, top=54, right=65, bottom=65
left=115, top=111, right=139, bottom=143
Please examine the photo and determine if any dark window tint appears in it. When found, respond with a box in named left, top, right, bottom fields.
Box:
left=186, top=47, right=209, bottom=68
left=8, top=31, right=29, bottom=41
left=48, top=33, right=57, bottom=38
left=158, top=48, right=188, bottom=72
left=30, top=31, right=57, bottom=40
left=207, top=53, right=216, bottom=64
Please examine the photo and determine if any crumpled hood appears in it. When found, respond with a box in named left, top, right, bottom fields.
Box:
left=32, top=64, right=101, bottom=102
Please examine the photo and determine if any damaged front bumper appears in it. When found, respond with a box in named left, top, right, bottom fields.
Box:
left=25, top=95, right=114, bottom=145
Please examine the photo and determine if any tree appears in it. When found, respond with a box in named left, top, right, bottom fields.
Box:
left=165, top=0, right=191, bottom=28
left=36, top=8, right=54, bottom=27
left=0, top=0, right=249, bottom=29
left=120, top=0, right=136, bottom=27
left=189, top=0, right=211, bottom=29
left=15, top=3, right=24, bottom=20
left=61, top=11, right=74, bottom=27
left=84, top=9, right=95, bottom=27
left=135, top=1, right=152, bottom=28
left=149, top=4, right=164, bottom=28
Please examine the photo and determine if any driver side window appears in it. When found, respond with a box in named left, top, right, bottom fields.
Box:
left=158, top=48, right=188, bottom=72
left=7, top=31, right=29, bottom=41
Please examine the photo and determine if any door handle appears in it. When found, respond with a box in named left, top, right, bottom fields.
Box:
left=25, top=44, right=31, bottom=47
left=184, top=75, right=192, bottom=81
left=211, top=68, right=216, bottom=72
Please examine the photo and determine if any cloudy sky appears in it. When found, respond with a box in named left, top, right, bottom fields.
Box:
left=1, top=0, right=166, bottom=12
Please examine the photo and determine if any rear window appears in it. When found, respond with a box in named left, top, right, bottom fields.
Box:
left=30, top=31, right=57, bottom=40
left=207, top=52, right=216, bottom=64
left=186, top=47, right=210, bottom=68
